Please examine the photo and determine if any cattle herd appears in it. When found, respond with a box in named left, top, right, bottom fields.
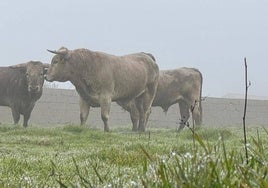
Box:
left=0, top=47, right=203, bottom=132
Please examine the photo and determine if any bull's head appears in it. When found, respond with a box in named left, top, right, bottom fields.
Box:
left=10, top=61, right=49, bottom=94
left=46, top=47, right=71, bottom=82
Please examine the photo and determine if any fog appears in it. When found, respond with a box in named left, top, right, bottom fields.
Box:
left=1, top=0, right=268, bottom=97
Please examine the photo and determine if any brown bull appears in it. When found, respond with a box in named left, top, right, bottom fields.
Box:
left=0, top=61, right=49, bottom=127
left=121, top=67, right=203, bottom=131
left=45, top=47, right=159, bottom=132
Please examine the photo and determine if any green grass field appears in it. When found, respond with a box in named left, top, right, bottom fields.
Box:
left=0, top=124, right=267, bottom=187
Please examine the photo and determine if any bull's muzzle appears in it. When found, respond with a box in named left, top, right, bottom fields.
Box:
left=28, top=85, right=41, bottom=93
left=44, top=74, right=54, bottom=82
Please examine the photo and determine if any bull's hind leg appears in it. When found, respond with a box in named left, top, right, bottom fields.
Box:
left=79, top=97, right=90, bottom=126
left=11, top=107, right=20, bottom=125
left=118, top=101, right=139, bottom=131
left=100, top=97, right=111, bottom=132
left=178, top=100, right=190, bottom=131
left=192, top=102, right=202, bottom=126
left=138, top=82, right=158, bottom=132
left=135, top=95, right=145, bottom=132
left=129, top=103, right=139, bottom=131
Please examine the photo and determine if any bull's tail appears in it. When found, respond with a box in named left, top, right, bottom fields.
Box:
left=142, top=52, right=156, bottom=62
left=198, top=70, right=203, bottom=125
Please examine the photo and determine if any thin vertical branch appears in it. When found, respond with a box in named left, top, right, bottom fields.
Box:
left=243, top=57, right=249, bottom=164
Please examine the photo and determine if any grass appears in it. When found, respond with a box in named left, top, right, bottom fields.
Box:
left=0, top=124, right=267, bottom=187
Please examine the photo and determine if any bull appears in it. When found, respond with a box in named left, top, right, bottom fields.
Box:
left=0, top=61, right=49, bottom=127
left=121, top=67, right=203, bottom=131
left=45, top=47, right=159, bottom=132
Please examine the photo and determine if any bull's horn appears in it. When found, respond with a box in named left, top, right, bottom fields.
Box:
left=47, top=48, right=68, bottom=55
left=47, top=49, right=67, bottom=55
left=47, top=49, right=58, bottom=54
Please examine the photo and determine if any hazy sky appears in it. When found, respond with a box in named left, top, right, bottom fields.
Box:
left=1, top=0, right=268, bottom=97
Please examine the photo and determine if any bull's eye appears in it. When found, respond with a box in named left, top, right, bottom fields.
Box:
left=52, top=60, right=58, bottom=65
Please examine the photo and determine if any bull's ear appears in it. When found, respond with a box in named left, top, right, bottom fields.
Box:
left=63, top=53, right=71, bottom=61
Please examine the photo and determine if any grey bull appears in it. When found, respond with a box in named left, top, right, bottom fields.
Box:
left=45, top=47, right=159, bottom=132
left=121, top=67, right=203, bottom=131
left=0, top=61, right=49, bottom=127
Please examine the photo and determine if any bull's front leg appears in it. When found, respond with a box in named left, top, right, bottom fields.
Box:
left=23, top=113, right=31, bottom=128
left=23, top=105, right=34, bottom=128
left=100, top=97, right=111, bottom=132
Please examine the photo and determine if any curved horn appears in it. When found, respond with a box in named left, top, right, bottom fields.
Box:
left=47, top=47, right=68, bottom=55
left=47, top=49, right=58, bottom=54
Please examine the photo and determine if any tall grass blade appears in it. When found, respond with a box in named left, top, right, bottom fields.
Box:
left=194, top=132, right=208, bottom=154
left=221, top=132, right=230, bottom=178
left=140, top=145, right=153, bottom=162
left=56, top=180, right=68, bottom=188
left=158, top=162, right=170, bottom=188
left=91, top=162, right=104, bottom=184
left=72, top=157, right=93, bottom=187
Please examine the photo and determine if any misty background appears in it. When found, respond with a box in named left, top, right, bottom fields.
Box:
left=1, top=0, right=268, bottom=98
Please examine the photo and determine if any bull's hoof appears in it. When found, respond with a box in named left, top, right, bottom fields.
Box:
left=177, top=127, right=184, bottom=132
left=138, top=127, right=146, bottom=132
left=177, top=124, right=185, bottom=132
left=104, top=127, right=110, bottom=132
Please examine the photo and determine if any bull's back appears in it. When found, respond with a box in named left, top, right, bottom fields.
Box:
left=0, top=68, right=12, bottom=105
left=0, top=68, right=26, bottom=106
left=108, top=53, right=159, bottom=100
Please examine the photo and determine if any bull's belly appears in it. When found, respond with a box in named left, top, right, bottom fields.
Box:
left=0, top=102, right=9, bottom=107
left=76, top=85, right=145, bottom=107
left=152, top=97, right=180, bottom=108
left=112, top=89, right=144, bottom=101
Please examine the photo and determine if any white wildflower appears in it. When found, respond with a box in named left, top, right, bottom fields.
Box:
left=184, top=152, right=193, bottom=159
left=130, top=180, right=137, bottom=186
